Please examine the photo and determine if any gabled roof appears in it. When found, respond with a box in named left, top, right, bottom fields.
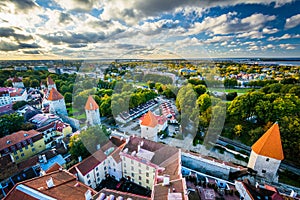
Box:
left=140, top=111, right=158, bottom=127
left=252, top=122, right=284, bottom=160
left=75, top=150, right=107, bottom=176
left=12, top=77, right=22, bottom=83
left=85, top=95, right=99, bottom=111
left=47, top=77, right=55, bottom=85
left=48, top=88, right=64, bottom=101
left=4, top=170, right=96, bottom=200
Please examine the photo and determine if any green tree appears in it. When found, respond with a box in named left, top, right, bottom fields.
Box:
left=69, top=135, right=90, bottom=160
left=64, top=92, right=72, bottom=104
left=0, top=113, right=25, bottom=136
left=30, top=79, right=40, bottom=88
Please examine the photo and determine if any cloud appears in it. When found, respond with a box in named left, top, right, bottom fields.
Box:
left=279, top=43, right=296, bottom=49
left=68, top=43, right=88, bottom=48
left=0, top=0, right=38, bottom=13
left=53, top=0, right=101, bottom=11
left=236, top=31, right=264, bottom=39
left=186, top=13, right=276, bottom=36
left=285, top=14, right=300, bottom=29
left=0, top=27, right=33, bottom=41
left=138, top=19, right=180, bottom=35
left=0, top=39, right=40, bottom=51
left=23, top=50, right=42, bottom=54
left=262, top=27, right=278, bottom=34
left=268, top=33, right=300, bottom=41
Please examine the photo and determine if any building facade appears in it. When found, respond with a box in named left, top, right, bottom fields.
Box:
left=0, top=130, right=46, bottom=163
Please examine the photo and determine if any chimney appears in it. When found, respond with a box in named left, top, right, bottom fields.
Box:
left=42, top=155, right=47, bottom=163
left=85, top=190, right=92, bottom=200
left=163, top=175, right=170, bottom=186
left=96, top=144, right=101, bottom=150
left=137, top=145, right=141, bottom=153
left=46, top=177, right=54, bottom=188
left=140, top=141, right=144, bottom=147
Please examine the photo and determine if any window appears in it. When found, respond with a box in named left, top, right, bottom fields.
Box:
left=262, top=170, right=266, bottom=173
left=131, top=160, right=134, bottom=164
left=131, top=166, right=134, bottom=171
left=104, top=166, right=107, bottom=170
left=14, top=151, right=17, bottom=155
left=21, top=153, right=25, bottom=157
left=16, top=156, right=19, bottom=160
left=266, top=158, right=269, bottom=162
left=124, top=163, right=126, bottom=167
left=146, top=172, right=149, bottom=177
left=32, top=148, right=35, bottom=152
left=139, top=169, right=141, bottom=174
left=25, top=146, right=28, bottom=150
left=19, top=148, right=23, bottom=152
left=96, top=173, right=99, bottom=177
left=138, top=163, right=141, bottom=167
left=87, top=174, right=90, bottom=179
left=139, top=182, right=142, bottom=185
left=97, top=178, right=100, bottom=182
left=96, top=167, right=98, bottom=171
left=87, top=180, right=91, bottom=184
left=131, top=173, right=135, bottom=177
left=114, top=169, right=116, bottom=172
left=146, top=166, right=149, bottom=170
left=146, top=179, right=149, bottom=184
left=139, top=176, right=141, bottom=180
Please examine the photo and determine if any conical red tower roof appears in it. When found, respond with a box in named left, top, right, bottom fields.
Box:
left=252, top=122, right=284, bottom=160
left=140, top=111, right=158, bottom=127
left=47, top=77, right=55, bottom=85
left=48, top=88, right=64, bottom=101
left=85, top=96, right=99, bottom=111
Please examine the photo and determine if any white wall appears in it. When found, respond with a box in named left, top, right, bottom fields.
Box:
left=248, top=151, right=280, bottom=182
left=141, top=125, right=158, bottom=142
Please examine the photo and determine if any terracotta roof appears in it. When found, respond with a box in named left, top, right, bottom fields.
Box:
left=140, top=111, right=158, bottom=127
left=94, top=188, right=151, bottom=200
left=12, top=77, right=22, bottom=83
left=48, top=88, right=64, bottom=101
left=45, top=163, right=62, bottom=174
left=0, top=130, right=42, bottom=152
left=153, top=178, right=187, bottom=200
left=4, top=170, right=96, bottom=200
left=251, top=122, right=284, bottom=160
left=47, top=77, right=55, bottom=85
left=75, top=150, right=107, bottom=176
left=85, top=95, right=99, bottom=111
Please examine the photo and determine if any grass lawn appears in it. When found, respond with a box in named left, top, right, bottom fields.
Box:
left=209, top=88, right=254, bottom=94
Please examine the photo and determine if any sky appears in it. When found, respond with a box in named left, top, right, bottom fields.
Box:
left=0, top=0, right=299, bottom=60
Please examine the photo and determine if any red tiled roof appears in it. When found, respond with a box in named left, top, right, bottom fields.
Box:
left=0, top=130, right=42, bottom=152
left=45, top=163, right=62, bottom=174
left=95, top=188, right=151, bottom=200
left=48, top=88, right=64, bottom=101
left=140, top=111, right=158, bottom=127
left=85, top=95, right=99, bottom=111
left=4, top=170, right=96, bottom=200
left=76, top=150, right=107, bottom=176
left=252, top=122, right=284, bottom=160
left=47, top=77, right=55, bottom=85
left=12, top=77, right=22, bottom=83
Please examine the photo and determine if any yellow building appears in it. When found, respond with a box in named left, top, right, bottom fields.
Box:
left=0, top=130, right=46, bottom=163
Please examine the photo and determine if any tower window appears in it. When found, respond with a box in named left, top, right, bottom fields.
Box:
left=266, top=158, right=269, bottom=162
left=262, top=170, right=266, bottom=173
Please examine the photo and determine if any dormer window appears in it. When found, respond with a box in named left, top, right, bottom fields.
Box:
left=6, top=140, right=11, bottom=144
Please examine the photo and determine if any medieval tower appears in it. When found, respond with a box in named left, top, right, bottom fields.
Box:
left=247, top=122, right=284, bottom=182
left=48, top=88, right=68, bottom=116
left=85, top=95, right=101, bottom=126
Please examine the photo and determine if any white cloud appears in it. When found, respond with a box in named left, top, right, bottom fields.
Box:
left=268, top=33, right=300, bottom=41
left=262, top=27, right=279, bottom=34
left=285, top=14, right=300, bottom=29
left=279, top=43, right=296, bottom=49
left=261, top=44, right=275, bottom=50
left=237, top=31, right=264, bottom=39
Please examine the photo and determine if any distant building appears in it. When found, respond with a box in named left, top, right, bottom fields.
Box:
left=47, top=88, right=68, bottom=116
left=85, top=96, right=101, bottom=126
left=247, top=122, right=284, bottom=182
left=3, top=170, right=96, bottom=200
left=11, top=77, right=24, bottom=88
left=0, top=130, right=46, bottom=163
left=140, top=111, right=167, bottom=142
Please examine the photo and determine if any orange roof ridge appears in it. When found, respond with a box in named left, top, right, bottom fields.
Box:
left=85, top=95, right=99, bottom=110
left=140, top=111, right=158, bottom=127
left=251, top=122, right=284, bottom=160
left=48, top=88, right=64, bottom=101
